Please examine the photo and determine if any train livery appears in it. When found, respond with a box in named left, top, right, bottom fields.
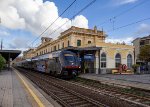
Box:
left=16, top=50, right=81, bottom=78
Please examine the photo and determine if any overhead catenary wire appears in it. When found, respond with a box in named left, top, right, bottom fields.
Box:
left=97, top=0, right=149, bottom=27
left=32, top=0, right=97, bottom=47
left=45, top=0, right=96, bottom=41
left=28, top=0, right=77, bottom=47
left=105, top=17, right=150, bottom=45
left=107, top=17, right=150, bottom=32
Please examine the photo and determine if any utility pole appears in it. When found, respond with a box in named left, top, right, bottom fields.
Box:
left=1, top=39, right=3, bottom=50
left=0, top=18, right=2, bottom=50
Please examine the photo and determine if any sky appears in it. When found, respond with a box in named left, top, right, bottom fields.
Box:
left=0, top=0, right=150, bottom=52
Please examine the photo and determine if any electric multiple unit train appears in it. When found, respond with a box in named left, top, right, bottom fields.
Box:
left=16, top=50, right=80, bottom=78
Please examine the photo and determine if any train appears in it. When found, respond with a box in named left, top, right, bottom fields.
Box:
left=15, top=50, right=81, bottom=78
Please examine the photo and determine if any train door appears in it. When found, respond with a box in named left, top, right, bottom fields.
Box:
left=55, top=57, right=61, bottom=75
left=49, top=58, right=55, bottom=74
left=45, top=59, right=49, bottom=73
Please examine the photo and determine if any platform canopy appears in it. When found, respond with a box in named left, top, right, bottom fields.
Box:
left=0, top=50, right=21, bottom=61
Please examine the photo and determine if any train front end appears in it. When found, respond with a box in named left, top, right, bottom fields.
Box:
left=61, top=51, right=80, bottom=78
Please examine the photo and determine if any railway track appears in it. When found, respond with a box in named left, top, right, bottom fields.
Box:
left=16, top=68, right=106, bottom=107
left=16, top=68, right=148, bottom=107
left=70, top=79, right=150, bottom=107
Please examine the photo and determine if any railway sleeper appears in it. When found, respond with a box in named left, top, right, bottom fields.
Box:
left=59, top=96, right=75, bottom=100
left=56, top=92, right=71, bottom=96
left=76, top=103, right=98, bottom=107
left=65, top=98, right=82, bottom=102
left=69, top=101, right=89, bottom=106
left=51, top=90, right=64, bottom=93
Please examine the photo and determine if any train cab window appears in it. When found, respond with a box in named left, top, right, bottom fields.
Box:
left=64, top=54, right=75, bottom=62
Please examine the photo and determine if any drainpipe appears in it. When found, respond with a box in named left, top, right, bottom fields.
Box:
left=98, top=49, right=101, bottom=74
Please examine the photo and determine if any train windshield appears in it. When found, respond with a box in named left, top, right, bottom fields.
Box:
left=64, top=54, right=75, bottom=62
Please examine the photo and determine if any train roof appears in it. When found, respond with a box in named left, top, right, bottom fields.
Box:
left=32, top=50, right=75, bottom=60
left=32, top=50, right=62, bottom=60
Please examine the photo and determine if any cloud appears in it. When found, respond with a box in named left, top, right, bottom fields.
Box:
left=0, top=0, right=88, bottom=39
left=135, top=23, right=150, bottom=35
left=113, top=0, right=138, bottom=5
left=106, top=37, right=134, bottom=44
left=0, top=30, right=10, bottom=36
left=0, top=6, right=25, bottom=29
left=8, top=37, right=29, bottom=49
left=72, top=15, right=88, bottom=28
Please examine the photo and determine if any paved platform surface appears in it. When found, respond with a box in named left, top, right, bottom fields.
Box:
left=79, top=73, right=150, bottom=91
left=0, top=69, right=54, bottom=107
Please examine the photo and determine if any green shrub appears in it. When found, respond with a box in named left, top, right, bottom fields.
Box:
left=0, top=54, right=6, bottom=71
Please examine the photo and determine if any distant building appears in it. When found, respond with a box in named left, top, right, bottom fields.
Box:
left=23, top=26, right=134, bottom=74
left=23, top=48, right=35, bottom=59
left=132, top=35, right=150, bottom=63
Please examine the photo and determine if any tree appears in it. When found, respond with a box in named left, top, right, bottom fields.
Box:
left=0, top=54, right=6, bottom=71
left=138, top=45, right=150, bottom=62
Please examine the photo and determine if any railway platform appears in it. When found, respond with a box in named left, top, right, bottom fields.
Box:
left=79, top=73, right=150, bottom=91
left=0, top=68, right=57, bottom=107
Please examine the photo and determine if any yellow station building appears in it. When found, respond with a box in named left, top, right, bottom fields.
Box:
left=23, top=26, right=134, bottom=74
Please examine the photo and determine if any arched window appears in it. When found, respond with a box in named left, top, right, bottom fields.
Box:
left=115, top=53, right=121, bottom=68
left=101, top=53, right=106, bottom=68
left=88, top=41, right=91, bottom=44
left=127, top=54, right=132, bottom=68
left=77, top=40, right=81, bottom=46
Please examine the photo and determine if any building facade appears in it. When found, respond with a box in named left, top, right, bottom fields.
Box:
left=23, top=26, right=134, bottom=74
left=132, top=35, right=150, bottom=62
left=23, top=48, right=35, bottom=59
left=132, top=35, right=150, bottom=72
